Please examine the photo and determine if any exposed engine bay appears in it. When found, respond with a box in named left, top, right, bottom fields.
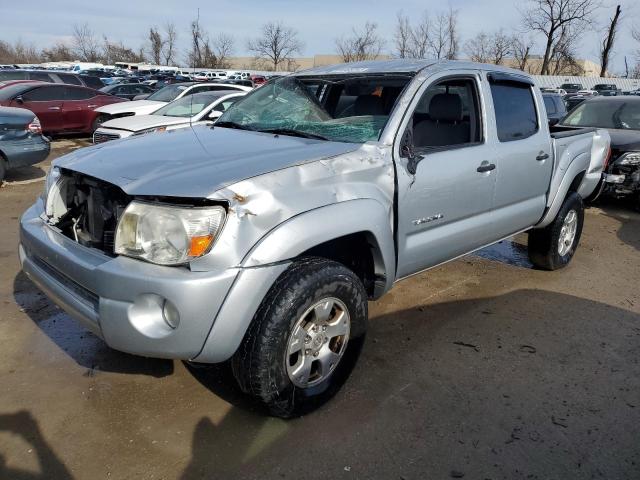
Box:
left=46, top=170, right=131, bottom=254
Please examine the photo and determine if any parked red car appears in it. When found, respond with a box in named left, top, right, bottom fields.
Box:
left=0, top=82, right=127, bottom=134
left=250, top=75, right=267, bottom=86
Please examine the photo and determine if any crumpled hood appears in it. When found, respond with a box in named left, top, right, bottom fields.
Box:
left=55, top=125, right=361, bottom=198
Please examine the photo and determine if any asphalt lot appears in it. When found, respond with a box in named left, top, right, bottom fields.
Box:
left=0, top=138, right=639, bottom=480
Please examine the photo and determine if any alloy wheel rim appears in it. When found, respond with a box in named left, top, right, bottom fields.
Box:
left=285, top=297, right=351, bottom=388
left=558, top=209, right=578, bottom=256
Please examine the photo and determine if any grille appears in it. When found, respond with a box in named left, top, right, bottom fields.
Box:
left=93, top=132, right=121, bottom=144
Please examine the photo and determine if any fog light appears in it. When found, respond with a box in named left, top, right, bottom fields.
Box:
left=162, top=300, right=180, bottom=329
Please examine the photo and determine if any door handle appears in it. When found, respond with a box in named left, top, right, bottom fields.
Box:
left=536, top=152, right=549, bottom=161
left=477, top=162, right=496, bottom=173
left=88, top=104, right=98, bottom=108
left=48, top=106, right=61, bottom=111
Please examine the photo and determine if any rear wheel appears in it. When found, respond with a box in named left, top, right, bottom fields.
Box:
left=528, top=192, right=584, bottom=270
left=231, top=257, right=368, bottom=418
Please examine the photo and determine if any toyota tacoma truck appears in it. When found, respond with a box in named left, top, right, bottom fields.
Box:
left=19, top=60, right=610, bottom=417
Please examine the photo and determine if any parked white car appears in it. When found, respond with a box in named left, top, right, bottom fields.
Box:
left=93, top=91, right=246, bottom=143
left=576, top=89, right=599, bottom=97
left=93, top=83, right=251, bottom=125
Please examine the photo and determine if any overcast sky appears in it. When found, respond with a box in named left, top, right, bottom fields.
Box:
left=1, top=0, right=638, bottom=74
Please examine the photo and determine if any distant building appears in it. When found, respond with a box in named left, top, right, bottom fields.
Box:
left=224, top=54, right=603, bottom=77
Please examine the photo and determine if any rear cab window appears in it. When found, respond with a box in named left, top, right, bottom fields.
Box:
left=489, top=75, right=539, bottom=142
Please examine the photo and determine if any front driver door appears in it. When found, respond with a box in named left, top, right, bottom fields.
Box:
left=395, top=72, right=498, bottom=278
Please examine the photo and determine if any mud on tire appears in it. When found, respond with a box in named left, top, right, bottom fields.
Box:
left=528, top=192, right=584, bottom=270
left=231, top=257, right=368, bottom=418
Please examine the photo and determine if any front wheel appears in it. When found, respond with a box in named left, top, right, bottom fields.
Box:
left=231, top=257, right=368, bottom=418
left=528, top=192, right=584, bottom=270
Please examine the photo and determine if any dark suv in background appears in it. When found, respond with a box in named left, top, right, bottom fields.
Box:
left=593, top=84, right=619, bottom=96
left=560, top=83, right=583, bottom=94
left=0, top=70, right=105, bottom=90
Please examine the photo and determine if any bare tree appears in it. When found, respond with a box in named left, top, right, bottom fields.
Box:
left=464, top=32, right=492, bottom=63
left=512, top=36, right=535, bottom=72
left=212, top=33, right=234, bottom=68
left=0, top=39, right=42, bottom=64
left=599, top=4, right=621, bottom=77
left=162, top=23, right=178, bottom=65
left=41, top=42, right=73, bottom=62
left=148, top=27, right=164, bottom=64
left=429, top=7, right=459, bottom=59
left=522, top=0, right=600, bottom=75
left=394, top=12, right=412, bottom=58
left=104, top=36, right=144, bottom=64
left=549, top=23, right=584, bottom=75
left=247, top=21, right=303, bottom=71
left=336, top=22, right=385, bottom=63
left=72, top=23, right=100, bottom=62
left=187, top=16, right=204, bottom=67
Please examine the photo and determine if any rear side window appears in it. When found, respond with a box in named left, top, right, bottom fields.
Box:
left=28, top=72, right=53, bottom=82
left=543, top=96, right=556, bottom=114
left=64, top=87, right=95, bottom=100
left=58, top=73, right=82, bottom=86
left=490, top=82, right=539, bottom=142
left=0, top=71, right=28, bottom=81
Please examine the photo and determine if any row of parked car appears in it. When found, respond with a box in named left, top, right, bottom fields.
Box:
left=0, top=79, right=253, bottom=181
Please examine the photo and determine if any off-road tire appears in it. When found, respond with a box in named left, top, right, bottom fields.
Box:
left=528, top=192, right=584, bottom=270
left=231, top=257, right=368, bottom=418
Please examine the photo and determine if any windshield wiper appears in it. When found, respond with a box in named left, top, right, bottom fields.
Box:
left=260, top=128, right=329, bottom=141
left=214, top=121, right=256, bottom=131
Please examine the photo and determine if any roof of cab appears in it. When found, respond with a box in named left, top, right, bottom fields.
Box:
left=294, top=59, right=534, bottom=78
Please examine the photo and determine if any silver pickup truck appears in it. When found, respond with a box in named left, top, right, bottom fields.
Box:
left=20, top=60, right=610, bottom=417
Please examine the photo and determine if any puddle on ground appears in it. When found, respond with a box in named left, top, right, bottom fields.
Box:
left=473, top=240, right=533, bottom=268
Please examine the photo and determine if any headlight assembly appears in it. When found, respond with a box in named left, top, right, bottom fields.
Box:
left=617, top=152, right=640, bottom=166
left=115, top=201, right=226, bottom=265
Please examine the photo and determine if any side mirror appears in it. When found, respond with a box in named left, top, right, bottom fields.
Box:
left=400, top=128, right=423, bottom=175
left=15, top=95, right=24, bottom=104
left=548, top=117, right=560, bottom=127
left=208, top=110, right=223, bottom=120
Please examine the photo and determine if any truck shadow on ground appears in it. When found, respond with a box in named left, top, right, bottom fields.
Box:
left=13, top=272, right=173, bottom=378
left=599, top=200, right=640, bottom=251
left=178, top=289, right=640, bottom=479
left=2, top=165, right=47, bottom=184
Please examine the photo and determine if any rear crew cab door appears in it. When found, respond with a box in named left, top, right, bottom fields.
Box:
left=394, top=70, right=498, bottom=278
left=485, top=72, right=553, bottom=237
left=15, top=85, right=65, bottom=133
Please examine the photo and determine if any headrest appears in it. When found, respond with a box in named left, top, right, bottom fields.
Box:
left=429, top=93, right=463, bottom=122
left=354, top=95, right=385, bottom=116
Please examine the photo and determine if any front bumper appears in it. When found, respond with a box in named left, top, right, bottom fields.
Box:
left=19, top=200, right=238, bottom=360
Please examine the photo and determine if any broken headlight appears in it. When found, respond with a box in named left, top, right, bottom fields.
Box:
left=617, top=152, right=640, bottom=166
left=43, top=167, right=68, bottom=222
left=114, top=201, right=226, bottom=265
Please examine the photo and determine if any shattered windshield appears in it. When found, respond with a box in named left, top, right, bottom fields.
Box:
left=216, top=74, right=411, bottom=143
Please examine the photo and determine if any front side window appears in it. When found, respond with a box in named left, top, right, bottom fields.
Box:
left=409, top=77, right=482, bottom=150
left=22, top=86, right=66, bottom=101
left=217, top=74, right=410, bottom=143
left=490, top=81, right=539, bottom=142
